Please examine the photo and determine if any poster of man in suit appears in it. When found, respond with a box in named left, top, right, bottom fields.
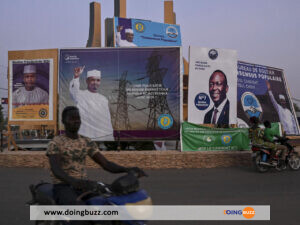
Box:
left=188, top=47, right=237, bottom=126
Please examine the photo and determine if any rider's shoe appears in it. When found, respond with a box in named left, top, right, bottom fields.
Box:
left=278, top=160, right=286, bottom=170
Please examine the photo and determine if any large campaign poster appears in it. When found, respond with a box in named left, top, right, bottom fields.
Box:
left=59, top=47, right=182, bottom=141
left=188, top=47, right=237, bottom=125
left=237, top=61, right=299, bottom=135
left=107, top=17, right=181, bottom=47
left=9, top=59, right=53, bottom=121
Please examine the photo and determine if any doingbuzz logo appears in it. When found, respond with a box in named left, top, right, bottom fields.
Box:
left=224, top=207, right=255, bottom=219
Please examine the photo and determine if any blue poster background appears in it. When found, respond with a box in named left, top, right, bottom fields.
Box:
left=114, top=17, right=181, bottom=47
left=237, top=61, right=299, bottom=134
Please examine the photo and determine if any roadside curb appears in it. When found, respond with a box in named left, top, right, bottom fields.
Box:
left=0, top=150, right=252, bottom=169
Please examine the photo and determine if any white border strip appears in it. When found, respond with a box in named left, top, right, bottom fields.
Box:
left=30, top=205, right=270, bottom=221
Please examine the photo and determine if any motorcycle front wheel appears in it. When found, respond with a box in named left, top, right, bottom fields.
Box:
left=288, top=153, right=300, bottom=170
left=255, top=154, right=270, bottom=173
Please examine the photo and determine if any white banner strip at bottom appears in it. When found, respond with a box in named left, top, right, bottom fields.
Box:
left=30, top=205, right=270, bottom=221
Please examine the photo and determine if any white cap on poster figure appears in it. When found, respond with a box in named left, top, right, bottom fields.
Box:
left=279, top=94, right=285, bottom=100
left=23, top=65, right=36, bottom=74
left=87, top=70, right=101, bottom=79
left=125, top=29, right=133, bottom=34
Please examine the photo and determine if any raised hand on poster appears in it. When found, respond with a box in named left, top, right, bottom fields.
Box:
left=117, top=25, right=123, bottom=32
left=266, top=80, right=271, bottom=91
left=74, top=66, right=85, bottom=79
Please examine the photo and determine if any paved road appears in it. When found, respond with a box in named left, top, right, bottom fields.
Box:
left=0, top=167, right=299, bottom=225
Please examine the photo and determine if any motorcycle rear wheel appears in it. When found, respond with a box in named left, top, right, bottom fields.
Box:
left=255, top=154, right=270, bottom=173
left=288, top=153, right=300, bottom=170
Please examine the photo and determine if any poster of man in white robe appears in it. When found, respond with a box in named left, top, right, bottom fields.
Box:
left=237, top=61, right=299, bottom=135
left=9, top=59, right=53, bottom=121
left=59, top=47, right=181, bottom=141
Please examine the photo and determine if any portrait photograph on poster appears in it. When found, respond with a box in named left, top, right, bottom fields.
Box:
left=188, top=47, right=237, bottom=126
left=237, top=61, right=299, bottom=135
left=9, top=59, right=53, bottom=121
left=59, top=47, right=182, bottom=141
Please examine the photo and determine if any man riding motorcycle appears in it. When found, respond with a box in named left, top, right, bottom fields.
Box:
left=249, top=117, right=287, bottom=164
left=46, top=106, right=146, bottom=225
left=263, top=120, right=293, bottom=149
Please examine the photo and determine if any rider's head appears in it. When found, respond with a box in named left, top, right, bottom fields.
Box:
left=249, top=116, right=259, bottom=126
left=62, top=106, right=81, bottom=133
left=264, top=120, right=271, bottom=128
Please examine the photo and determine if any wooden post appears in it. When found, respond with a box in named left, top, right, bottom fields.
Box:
left=173, top=12, right=176, bottom=24
left=164, top=1, right=188, bottom=121
left=86, top=2, right=101, bottom=47
left=183, top=57, right=189, bottom=121
left=114, top=0, right=126, bottom=18
left=164, top=0, right=175, bottom=24
left=4, top=126, right=18, bottom=151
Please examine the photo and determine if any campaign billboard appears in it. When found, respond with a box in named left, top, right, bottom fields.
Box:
left=188, top=47, right=237, bottom=126
left=59, top=47, right=182, bottom=141
left=9, top=59, right=53, bottom=121
left=105, top=17, right=181, bottom=47
left=237, top=61, right=299, bottom=135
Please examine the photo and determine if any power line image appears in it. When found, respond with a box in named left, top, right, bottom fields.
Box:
left=59, top=47, right=181, bottom=140
left=112, top=71, right=131, bottom=130
left=145, top=52, right=174, bottom=129
left=117, top=48, right=180, bottom=134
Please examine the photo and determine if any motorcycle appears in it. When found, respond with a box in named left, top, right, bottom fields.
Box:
left=252, top=137, right=300, bottom=173
left=27, top=171, right=152, bottom=225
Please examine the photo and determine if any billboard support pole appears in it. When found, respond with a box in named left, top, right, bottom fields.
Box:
left=164, top=0, right=175, bottom=24
left=164, top=0, right=188, bottom=123
left=86, top=2, right=101, bottom=47
left=114, top=0, right=126, bottom=18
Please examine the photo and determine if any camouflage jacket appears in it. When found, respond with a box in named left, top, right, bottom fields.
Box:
left=46, top=134, right=100, bottom=184
left=249, top=127, right=276, bottom=150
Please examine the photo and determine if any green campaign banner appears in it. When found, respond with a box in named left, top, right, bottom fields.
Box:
left=181, top=122, right=250, bottom=151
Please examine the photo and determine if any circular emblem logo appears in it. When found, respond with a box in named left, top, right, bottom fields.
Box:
left=194, top=93, right=210, bottom=110
left=166, top=26, right=178, bottom=38
left=203, top=135, right=215, bottom=145
left=208, top=49, right=218, bottom=60
left=241, top=92, right=263, bottom=119
left=221, top=134, right=232, bottom=146
left=64, top=54, right=70, bottom=60
left=39, top=108, right=48, bottom=118
left=134, top=22, right=145, bottom=33
left=158, top=114, right=173, bottom=129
